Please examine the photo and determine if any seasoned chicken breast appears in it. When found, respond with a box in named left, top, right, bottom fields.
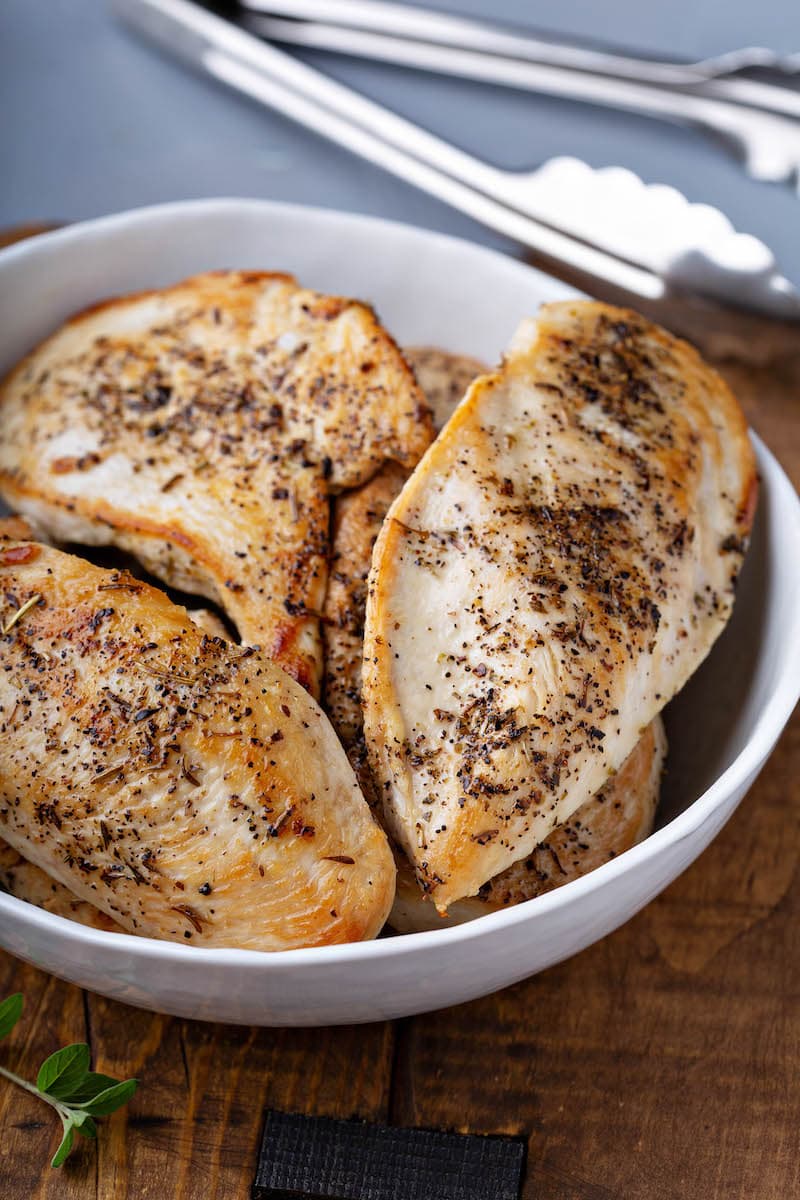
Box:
left=322, top=349, right=482, bottom=797
left=0, top=538, right=394, bottom=949
left=323, top=348, right=664, bottom=929
left=364, top=302, right=757, bottom=910
left=0, top=520, right=231, bottom=935
left=186, top=607, right=229, bottom=641
left=0, top=842, right=120, bottom=933
left=0, top=598, right=226, bottom=935
left=324, top=463, right=409, bottom=792
left=0, top=271, right=432, bottom=696
left=390, top=715, right=665, bottom=931
left=403, top=347, right=486, bottom=431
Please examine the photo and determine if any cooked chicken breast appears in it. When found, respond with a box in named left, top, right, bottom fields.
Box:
left=322, top=349, right=482, bottom=799
left=0, top=842, right=120, bottom=933
left=0, top=600, right=230, bottom=936
left=0, top=538, right=394, bottom=949
left=364, top=302, right=757, bottom=910
left=324, top=463, right=409, bottom=770
left=323, top=347, right=664, bottom=929
left=404, top=347, right=486, bottom=430
left=0, top=522, right=229, bottom=935
left=0, top=271, right=432, bottom=696
left=186, top=607, right=229, bottom=641
left=0, top=514, right=40, bottom=542
left=390, top=715, right=665, bottom=931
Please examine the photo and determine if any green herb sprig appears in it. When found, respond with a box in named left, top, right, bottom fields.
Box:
left=0, top=992, right=137, bottom=1167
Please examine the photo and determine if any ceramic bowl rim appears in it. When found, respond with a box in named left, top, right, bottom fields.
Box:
left=0, top=198, right=797, bottom=974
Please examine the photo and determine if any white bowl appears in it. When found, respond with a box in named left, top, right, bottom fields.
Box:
left=0, top=199, right=798, bottom=1026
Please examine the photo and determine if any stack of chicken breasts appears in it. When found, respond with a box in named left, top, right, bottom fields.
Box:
left=0, top=271, right=756, bottom=949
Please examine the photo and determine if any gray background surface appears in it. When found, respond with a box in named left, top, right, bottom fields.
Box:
left=2, top=0, right=799, bottom=283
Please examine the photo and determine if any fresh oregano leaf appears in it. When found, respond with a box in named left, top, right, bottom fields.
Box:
left=62, top=1071, right=120, bottom=1106
left=79, top=1078, right=138, bottom=1117
left=0, top=993, right=23, bottom=1040
left=50, top=1123, right=75, bottom=1169
left=36, top=1043, right=90, bottom=1099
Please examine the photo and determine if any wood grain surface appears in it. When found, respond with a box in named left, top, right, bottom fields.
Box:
left=0, top=227, right=797, bottom=1199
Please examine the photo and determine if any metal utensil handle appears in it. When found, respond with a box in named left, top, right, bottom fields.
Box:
left=114, top=0, right=800, bottom=317
left=118, top=0, right=571, bottom=212
left=210, top=51, right=663, bottom=295
left=246, top=13, right=800, bottom=176
left=249, top=11, right=800, bottom=122
left=115, top=0, right=664, bottom=299
left=239, top=0, right=800, bottom=87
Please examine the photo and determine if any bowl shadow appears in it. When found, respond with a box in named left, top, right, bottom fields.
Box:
left=659, top=497, right=769, bottom=826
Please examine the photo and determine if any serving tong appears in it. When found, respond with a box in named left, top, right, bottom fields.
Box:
left=241, top=0, right=800, bottom=95
left=114, top=0, right=800, bottom=321
left=242, top=0, right=800, bottom=143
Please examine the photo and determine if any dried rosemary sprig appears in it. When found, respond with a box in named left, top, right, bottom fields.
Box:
left=2, top=593, right=41, bottom=635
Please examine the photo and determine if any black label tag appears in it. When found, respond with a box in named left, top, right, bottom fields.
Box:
left=253, top=1110, right=526, bottom=1200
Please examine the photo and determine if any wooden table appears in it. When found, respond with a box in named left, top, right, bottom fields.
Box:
left=0, top=230, right=798, bottom=1198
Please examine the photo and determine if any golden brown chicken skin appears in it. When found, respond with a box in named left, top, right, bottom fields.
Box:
left=403, top=346, right=486, bottom=431
left=389, top=715, right=665, bottom=931
left=0, top=271, right=433, bottom=696
left=322, top=348, right=483, bottom=800
left=0, top=539, right=395, bottom=949
left=364, top=302, right=757, bottom=911
left=0, top=843, right=120, bottom=933
left=322, top=349, right=666, bottom=928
